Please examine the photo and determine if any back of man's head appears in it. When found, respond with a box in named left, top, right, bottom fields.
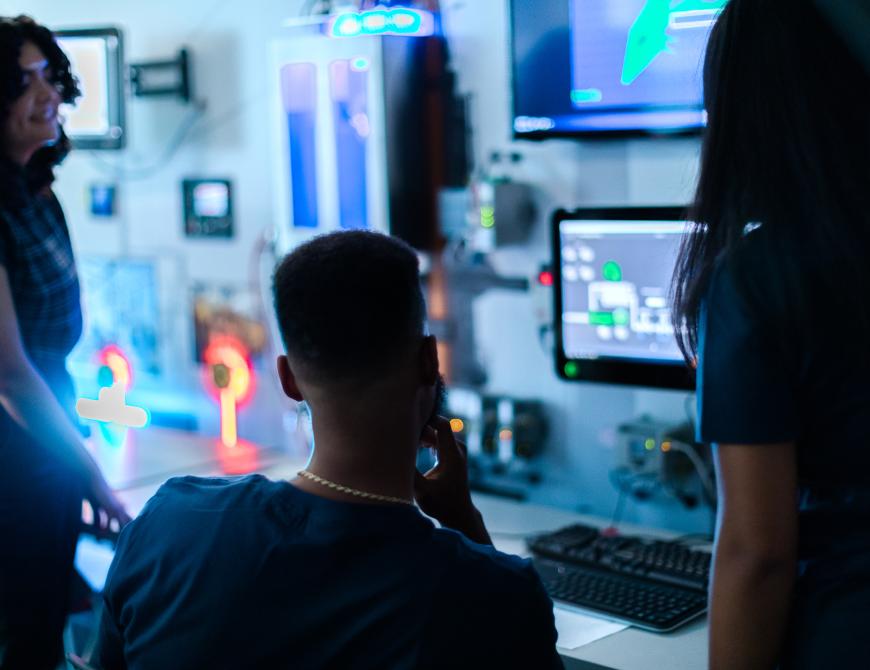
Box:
left=272, top=231, right=426, bottom=385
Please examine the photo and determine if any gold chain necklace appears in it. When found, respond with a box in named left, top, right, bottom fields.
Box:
left=297, top=470, right=415, bottom=506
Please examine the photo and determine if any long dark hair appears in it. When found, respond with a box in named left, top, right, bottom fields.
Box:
left=672, top=0, right=870, bottom=363
left=0, top=15, right=79, bottom=192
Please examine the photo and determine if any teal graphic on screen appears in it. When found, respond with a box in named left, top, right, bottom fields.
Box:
left=570, top=0, right=725, bottom=110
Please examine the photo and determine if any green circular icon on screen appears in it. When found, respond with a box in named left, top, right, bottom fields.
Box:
left=564, top=361, right=579, bottom=377
left=613, top=308, right=629, bottom=326
left=603, top=261, right=623, bottom=282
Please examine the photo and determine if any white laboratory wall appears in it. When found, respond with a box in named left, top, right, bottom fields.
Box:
left=0, top=0, right=312, bottom=449
left=5, top=0, right=711, bottom=531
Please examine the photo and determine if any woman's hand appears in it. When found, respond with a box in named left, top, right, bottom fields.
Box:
left=79, top=452, right=131, bottom=539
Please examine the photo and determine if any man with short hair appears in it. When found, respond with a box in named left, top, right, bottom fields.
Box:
left=94, top=231, right=562, bottom=669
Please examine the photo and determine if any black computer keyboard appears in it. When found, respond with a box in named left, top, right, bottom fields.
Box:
left=528, top=523, right=711, bottom=632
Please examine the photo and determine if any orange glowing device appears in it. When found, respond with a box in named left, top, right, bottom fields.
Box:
left=99, top=344, right=132, bottom=390
left=202, top=336, right=254, bottom=448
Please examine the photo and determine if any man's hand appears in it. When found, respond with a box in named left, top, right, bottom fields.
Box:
left=414, top=416, right=491, bottom=545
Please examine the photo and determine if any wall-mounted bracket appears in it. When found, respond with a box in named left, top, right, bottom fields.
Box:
left=129, top=48, right=192, bottom=102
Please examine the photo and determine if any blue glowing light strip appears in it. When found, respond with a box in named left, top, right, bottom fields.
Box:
left=327, top=6, right=435, bottom=38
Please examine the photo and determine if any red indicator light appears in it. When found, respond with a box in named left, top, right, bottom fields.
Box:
left=538, top=271, right=554, bottom=287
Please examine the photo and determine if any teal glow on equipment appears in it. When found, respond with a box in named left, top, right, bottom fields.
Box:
left=328, top=6, right=435, bottom=39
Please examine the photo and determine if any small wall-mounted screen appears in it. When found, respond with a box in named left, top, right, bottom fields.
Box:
left=553, top=207, right=694, bottom=390
left=182, top=179, right=234, bottom=238
left=55, top=27, right=126, bottom=150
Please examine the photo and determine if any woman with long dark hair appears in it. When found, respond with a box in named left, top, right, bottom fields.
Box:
left=0, top=16, right=129, bottom=669
left=672, top=1, right=870, bottom=667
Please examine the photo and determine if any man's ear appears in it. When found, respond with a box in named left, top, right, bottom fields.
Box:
left=418, top=335, right=439, bottom=386
left=276, top=355, right=304, bottom=402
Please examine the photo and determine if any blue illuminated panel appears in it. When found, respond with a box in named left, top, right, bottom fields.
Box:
left=330, top=59, right=369, bottom=230
left=281, top=62, right=319, bottom=229
left=328, top=8, right=436, bottom=38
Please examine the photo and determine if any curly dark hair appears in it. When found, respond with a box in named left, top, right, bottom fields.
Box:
left=273, top=231, right=426, bottom=383
left=0, top=15, right=79, bottom=192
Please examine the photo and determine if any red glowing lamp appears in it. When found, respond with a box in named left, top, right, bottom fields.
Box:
left=99, top=344, right=133, bottom=390
left=202, top=336, right=255, bottom=448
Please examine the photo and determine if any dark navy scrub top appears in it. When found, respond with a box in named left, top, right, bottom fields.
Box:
left=697, top=247, right=870, bottom=669
left=95, top=475, right=563, bottom=670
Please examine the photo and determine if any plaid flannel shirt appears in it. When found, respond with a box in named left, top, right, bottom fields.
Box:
left=0, top=160, right=82, bottom=434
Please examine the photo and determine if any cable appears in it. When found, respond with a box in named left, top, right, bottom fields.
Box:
left=300, top=0, right=319, bottom=16
left=683, top=393, right=697, bottom=428
left=537, top=324, right=554, bottom=354
left=609, top=483, right=627, bottom=529
left=667, top=441, right=717, bottom=504
left=249, top=228, right=289, bottom=402
left=187, top=82, right=270, bottom=144
left=87, top=101, right=207, bottom=180
left=301, top=0, right=336, bottom=16
left=182, top=0, right=235, bottom=47
left=607, top=468, right=662, bottom=528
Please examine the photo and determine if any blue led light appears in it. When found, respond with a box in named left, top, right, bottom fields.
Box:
left=328, top=6, right=435, bottom=38
left=336, top=15, right=363, bottom=36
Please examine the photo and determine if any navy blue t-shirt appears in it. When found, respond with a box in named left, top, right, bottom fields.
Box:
left=95, top=475, right=562, bottom=670
left=698, top=250, right=870, bottom=490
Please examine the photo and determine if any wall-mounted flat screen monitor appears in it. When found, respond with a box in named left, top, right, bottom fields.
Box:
left=511, top=0, right=725, bottom=138
left=55, top=27, right=126, bottom=149
left=553, top=207, right=694, bottom=390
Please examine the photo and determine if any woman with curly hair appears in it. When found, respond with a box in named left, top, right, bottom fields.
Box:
left=0, top=16, right=129, bottom=669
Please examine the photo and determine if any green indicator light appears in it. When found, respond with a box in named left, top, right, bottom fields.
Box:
left=351, top=57, right=370, bottom=71
left=564, top=361, right=579, bottom=378
left=602, top=261, right=623, bottom=282
left=480, top=205, right=495, bottom=228
left=613, top=308, right=630, bottom=326
left=644, top=438, right=656, bottom=451
left=589, top=311, right=615, bottom=326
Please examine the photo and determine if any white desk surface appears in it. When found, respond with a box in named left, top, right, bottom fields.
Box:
left=93, top=427, right=707, bottom=670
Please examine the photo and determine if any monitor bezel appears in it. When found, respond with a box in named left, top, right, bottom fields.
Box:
left=508, top=0, right=707, bottom=141
left=55, top=26, right=127, bottom=150
left=552, top=206, right=695, bottom=390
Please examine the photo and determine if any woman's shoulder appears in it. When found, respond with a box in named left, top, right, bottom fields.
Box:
left=708, top=227, right=779, bottom=304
